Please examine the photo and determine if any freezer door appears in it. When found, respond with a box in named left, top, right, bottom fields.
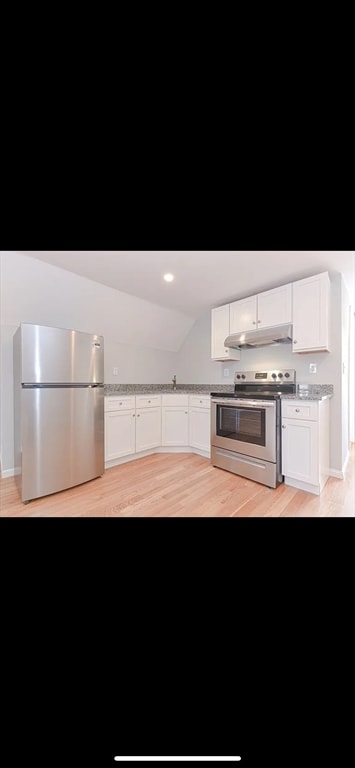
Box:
left=21, top=387, right=104, bottom=502
left=21, top=324, right=104, bottom=384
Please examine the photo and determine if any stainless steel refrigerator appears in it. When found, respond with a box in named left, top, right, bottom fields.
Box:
left=13, top=323, right=104, bottom=503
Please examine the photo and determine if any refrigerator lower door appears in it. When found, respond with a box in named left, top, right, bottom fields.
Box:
left=21, top=387, right=104, bottom=502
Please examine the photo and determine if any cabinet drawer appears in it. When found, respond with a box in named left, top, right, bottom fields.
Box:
left=161, top=394, right=189, bottom=406
left=189, top=395, right=211, bottom=408
left=104, top=396, right=135, bottom=412
left=136, top=394, right=161, bottom=408
left=282, top=401, right=318, bottom=421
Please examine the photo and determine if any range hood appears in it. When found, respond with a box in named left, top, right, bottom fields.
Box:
left=224, top=323, right=293, bottom=349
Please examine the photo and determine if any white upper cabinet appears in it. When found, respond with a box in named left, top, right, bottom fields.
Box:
left=211, top=304, right=240, bottom=361
left=229, top=295, right=257, bottom=334
left=211, top=272, right=330, bottom=357
left=229, top=284, right=292, bottom=334
left=257, top=283, right=292, bottom=329
left=292, top=272, right=330, bottom=353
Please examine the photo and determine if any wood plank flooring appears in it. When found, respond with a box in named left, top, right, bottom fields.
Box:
left=1, top=445, right=354, bottom=517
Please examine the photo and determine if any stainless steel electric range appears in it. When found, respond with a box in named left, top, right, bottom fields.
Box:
left=211, top=370, right=296, bottom=488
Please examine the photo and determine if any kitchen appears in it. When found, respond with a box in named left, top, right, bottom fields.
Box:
left=0, top=250, right=354, bottom=516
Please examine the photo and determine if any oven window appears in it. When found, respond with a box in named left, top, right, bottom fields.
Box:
left=217, top=405, right=266, bottom=446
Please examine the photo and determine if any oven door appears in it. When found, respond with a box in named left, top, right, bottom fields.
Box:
left=211, top=398, right=277, bottom=462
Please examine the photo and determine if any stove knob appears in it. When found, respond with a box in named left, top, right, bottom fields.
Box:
left=241, top=374, right=246, bottom=379
left=236, top=374, right=241, bottom=379
left=284, top=372, right=290, bottom=378
left=278, top=372, right=283, bottom=378
left=271, top=373, right=277, bottom=379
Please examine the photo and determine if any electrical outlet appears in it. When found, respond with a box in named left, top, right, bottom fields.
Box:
left=113, top=367, right=118, bottom=376
left=223, top=368, right=230, bottom=377
left=309, top=363, right=317, bottom=374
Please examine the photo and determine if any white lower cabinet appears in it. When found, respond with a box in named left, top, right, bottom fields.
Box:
left=161, top=395, right=189, bottom=446
left=105, top=393, right=211, bottom=464
left=162, top=407, right=189, bottom=446
left=136, top=407, right=161, bottom=452
left=281, top=399, right=330, bottom=495
left=105, top=407, right=136, bottom=460
left=188, top=395, right=211, bottom=453
left=105, top=395, right=162, bottom=460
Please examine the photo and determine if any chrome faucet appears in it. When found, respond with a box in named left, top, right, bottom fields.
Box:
left=172, top=374, right=177, bottom=390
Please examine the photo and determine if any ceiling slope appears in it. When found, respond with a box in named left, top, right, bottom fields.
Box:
left=23, top=251, right=355, bottom=316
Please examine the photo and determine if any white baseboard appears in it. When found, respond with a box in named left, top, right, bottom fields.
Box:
left=328, top=468, right=344, bottom=479
left=284, top=476, right=321, bottom=495
left=342, top=450, right=350, bottom=476
left=328, top=451, right=350, bottom=481
left=105, top=446, right=210, bottom=470
left=1, top=467, right=19, bottom=479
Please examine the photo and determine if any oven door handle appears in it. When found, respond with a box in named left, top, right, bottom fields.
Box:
left=211, top=398, right=276, bottom=408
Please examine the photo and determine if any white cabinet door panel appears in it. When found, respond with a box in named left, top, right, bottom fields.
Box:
left=136, top=407, right=161, bottom=452
left=282, top=418, right=318, bottom=484
left=105, top=410, right=135, bottom=460
left=211, top=304, right=240, bottom=360
left=257, top=283, right=292, bottom=328
left=229, top=295, right=257, bottom=333
left=292, top=272, right=330, bottom=352
left=162, top=407, right=189, bottom=446
left=189, top=408, right=211, bottom=452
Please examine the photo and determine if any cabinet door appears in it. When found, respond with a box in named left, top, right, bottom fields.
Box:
left=189, top=407, right=211, bottom=452
left=162, top=407, right=189, bottom=446
left=136, top=407, right=161, bottom=452
left=281, top=418, right=319, bottom=484
left=211, top=305, right=240, bottom=361
left=292, top=272, right=330, bottom=352
left=229, top=295, right=257, bottom=333
left=105, top=409, right=135, bottom=460
left=257, top=283, right=292, bottom=329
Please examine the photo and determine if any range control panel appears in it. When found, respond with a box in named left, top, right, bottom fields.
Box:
left=234, top=370, right=296, bottom=384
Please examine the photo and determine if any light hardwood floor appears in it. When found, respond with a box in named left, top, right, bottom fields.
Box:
left=1, top=445, right=354, bottom=517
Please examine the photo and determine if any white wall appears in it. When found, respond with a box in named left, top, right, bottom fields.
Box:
left=176, top=273, right=346, bottom=473
left=341, top=279, right=350, bottom=469
left=349, top=308, right=355, bottom=444
left=0, top=252, right=195, bottom=474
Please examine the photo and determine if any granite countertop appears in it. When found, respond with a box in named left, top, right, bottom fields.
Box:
left=104, top=383, right=333, bottom=401
left=105, top=389, right=210, bottom=397
left=281, top=393, right=332, bottom=401
left=104, top=390, right=213, bottom=396
left=280, top=384, right=333, bottom=401
left=104, top=384, right=234, bottom=397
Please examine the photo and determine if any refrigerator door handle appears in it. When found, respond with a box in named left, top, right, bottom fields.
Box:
left=22, top=383, right=104, bottom=388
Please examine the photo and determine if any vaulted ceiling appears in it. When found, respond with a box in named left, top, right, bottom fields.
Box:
left=23, top=251, right=354, bottom=318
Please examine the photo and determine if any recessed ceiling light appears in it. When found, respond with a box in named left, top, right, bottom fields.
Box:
left=163, top=273, right=174, bottom=282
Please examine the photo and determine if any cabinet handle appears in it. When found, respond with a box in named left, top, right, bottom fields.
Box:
left=293, top=340, right=297, bottom=344
left=137, top=414, right=140, bottom=417
left=132, top=414, right=135, bottom=417
left=252, top=321, right=256, bottom=324
left=185, top=411, right=188, bottom=414
left=148, top=400, right=151, bottom=403
left=200, top=400, right=203, bottom=403
left=282, top=424, right=286, bottom=428
left=257, top=319, right=261, bottom=323
left=295, top=408, right=300, bottom=412
left=119, top=401, right=123, bottom=405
